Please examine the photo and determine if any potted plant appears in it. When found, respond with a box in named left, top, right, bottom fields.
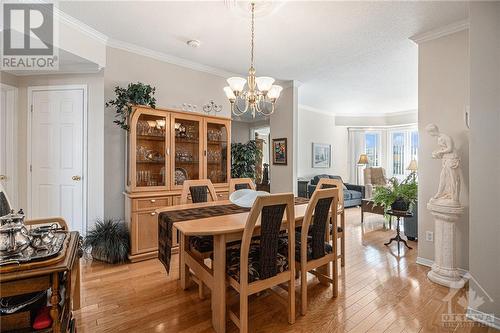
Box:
left=373, top=176, right=418, bottom=213
left=84, top=218, right=130, bottom=264
left=231, top=140, right=262, bottom=180
left=105, top=82, right=157, bottom=131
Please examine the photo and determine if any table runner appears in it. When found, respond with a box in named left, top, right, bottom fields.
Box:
left=158, top=197, right=309, bottom=273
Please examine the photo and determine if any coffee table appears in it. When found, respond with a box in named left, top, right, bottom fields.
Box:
left=361, top=199, right=386, bottom=224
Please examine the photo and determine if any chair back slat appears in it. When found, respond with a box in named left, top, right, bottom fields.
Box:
left=317, top=178, right=344, bottom=210
left=180, top=179, right=218, bottom=204
left=229, top=178, right=256, bottom=195
left=310, top=197, right=333, bottom=259
left=300, top=188, right=338, bottom=262
left=239, top=193, right=295, bottom=285
left=259, top=203, right=287, bottom=279
left=189, top=186, right=208, bottom=203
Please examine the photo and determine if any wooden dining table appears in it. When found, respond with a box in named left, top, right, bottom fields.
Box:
left=157, top=199, right=327, bottom=333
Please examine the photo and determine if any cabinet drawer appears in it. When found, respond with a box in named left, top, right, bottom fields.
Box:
left=216, top=191, right=229, bottom=200
left=133, top=197, right=171, bottom=211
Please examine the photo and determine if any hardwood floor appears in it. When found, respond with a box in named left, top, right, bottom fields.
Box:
left=74, top=208, right=497, bottom=333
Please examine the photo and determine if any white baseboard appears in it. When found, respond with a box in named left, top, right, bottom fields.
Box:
left=467, top=307, right=500, bottom=330
left=416, top=257, right=468, bottom=277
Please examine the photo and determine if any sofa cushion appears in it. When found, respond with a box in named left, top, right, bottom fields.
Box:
left=311, top=174, right=348, bottom=190
left=349, top=190, right=363, bottom=200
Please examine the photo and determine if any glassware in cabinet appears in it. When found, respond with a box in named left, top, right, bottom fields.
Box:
left=205, top=120, right=229, bottom=185
left=171, top=115, right=203, bottom=187
left=133, top=112, right=169, bottom=189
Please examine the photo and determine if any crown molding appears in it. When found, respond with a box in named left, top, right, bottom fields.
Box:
left=107, top=38, right=243, bottom=79
left=410, top=19, right=469, bottom=44
left=336, top=109, right=417, bottom=118
left=298, top=104, right=334, bottom=116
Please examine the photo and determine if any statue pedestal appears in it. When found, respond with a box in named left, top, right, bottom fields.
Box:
left=427, top=201, right=465, bottom=288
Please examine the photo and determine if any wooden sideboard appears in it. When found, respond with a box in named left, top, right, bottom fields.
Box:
left=124, top=106, right=231, bottom=262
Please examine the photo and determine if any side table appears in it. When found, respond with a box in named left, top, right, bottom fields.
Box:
left=384, top=210, right=413, bottom=256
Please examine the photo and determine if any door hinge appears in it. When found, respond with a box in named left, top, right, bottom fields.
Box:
left=30, top=165, right=32, bottom=172
left=30, top=105, right=33, bottom=113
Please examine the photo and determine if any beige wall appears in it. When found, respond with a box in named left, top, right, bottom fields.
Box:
left=417, top=30, right=470, bottom=269
left=104, top=46, right=232, bottom=218
left=269, top=83, right=298, bottom=194
left=297, top=108, right=349, bottom=180
left=0, top=72, right=105, bottom=229
left=468, top=2, right=500, bottom=320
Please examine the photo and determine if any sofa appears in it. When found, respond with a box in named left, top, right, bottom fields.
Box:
left=307, top=175, right=365, bottom=208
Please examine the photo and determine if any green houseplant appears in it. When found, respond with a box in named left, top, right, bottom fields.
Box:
left=231, top=140, right=262, bottom=180
left=105, top=82, right=157, bottom=131
left=372, top=175, right=418, bottom=213
left=84, top=218, right=130, bottom=264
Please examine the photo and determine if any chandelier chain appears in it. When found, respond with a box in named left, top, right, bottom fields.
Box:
left=251, top=2, right=255, bottom=68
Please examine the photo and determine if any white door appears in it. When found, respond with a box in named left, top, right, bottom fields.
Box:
left=30, top=88, right=85, bottom=233
left=0, top=85, right=17, bottom=209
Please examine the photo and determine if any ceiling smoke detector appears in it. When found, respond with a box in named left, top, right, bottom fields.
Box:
left=186, top=39, right=201, bottom=48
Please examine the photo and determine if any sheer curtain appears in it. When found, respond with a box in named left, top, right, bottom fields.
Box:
left=348, top=129, right=365, bottom=184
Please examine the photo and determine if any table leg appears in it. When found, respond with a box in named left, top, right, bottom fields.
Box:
left=74, top=258, right=81, bottom=310
left=50, top=272, right=61, bottom=333
left=179, top=232, right=189, bottom=290
left=361, top=206, right=364, bottom=223
left=212, top=234, right=227, bottom=333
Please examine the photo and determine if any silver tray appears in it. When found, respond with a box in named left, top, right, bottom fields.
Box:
left=0, top=232, right=68, bottom=266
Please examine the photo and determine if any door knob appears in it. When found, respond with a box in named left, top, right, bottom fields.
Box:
left=72, top=175, right=82, bottom=181
left=0, top=175, right=6, bottom=181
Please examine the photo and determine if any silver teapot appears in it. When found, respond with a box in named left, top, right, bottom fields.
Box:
left=0, top=209, right=31, bottom=256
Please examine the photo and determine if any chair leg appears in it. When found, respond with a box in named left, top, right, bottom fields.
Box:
left=198, top=281, right=206, bottom=300
left=332, top=260, right=338, bottom=298
left=288, top=276, right=296, bottom=323
left=341, top=212, right=346, bottom=267
left=300, top=269, right=308, bottom=316
left=240, top=294, right=248, bottom=333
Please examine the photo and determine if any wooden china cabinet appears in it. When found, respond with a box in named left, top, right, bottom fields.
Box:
left=124, top=106, right=231, bottom=262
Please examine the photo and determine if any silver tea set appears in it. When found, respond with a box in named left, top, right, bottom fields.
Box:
left=0, top=209, right=61, bottom=258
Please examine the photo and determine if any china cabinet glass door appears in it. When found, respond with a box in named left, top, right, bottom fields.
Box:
left=171, top=114, right=203, bottom=188
left=205, top=120, right=229, bottom=185
left=133, top=112, right=169, bottom=190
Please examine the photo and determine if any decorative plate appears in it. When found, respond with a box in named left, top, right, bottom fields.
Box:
left=175, top=167, right=188, bottom=185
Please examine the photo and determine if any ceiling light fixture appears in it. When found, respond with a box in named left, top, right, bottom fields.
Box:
left=223, top=2, right=282, bottom=118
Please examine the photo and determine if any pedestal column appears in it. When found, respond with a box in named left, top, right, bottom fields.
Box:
left=427, top=202, right=465, bottom=288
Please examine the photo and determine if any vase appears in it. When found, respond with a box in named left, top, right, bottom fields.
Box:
left=391, top=198, right=409, bottom=212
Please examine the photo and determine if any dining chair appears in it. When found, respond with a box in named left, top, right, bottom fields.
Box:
left=226, top=193, right=296, bottom=333
left=179, top=179, right=218, bottom=298
left=282, top=187, right=338, bottom=315
left=317, top=178, right=346, bottom=267
left=228, top=178, right=256, bottom=195
left=0, top=183, right=12, bottom=216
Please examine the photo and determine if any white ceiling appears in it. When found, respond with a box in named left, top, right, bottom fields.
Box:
left=58, top=1, right=468, bottom=115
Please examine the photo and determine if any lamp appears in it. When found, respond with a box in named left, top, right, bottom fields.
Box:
left=357, top=154, right=369, bottom=165
left=406, top=159, right=418, bottom=172
left=356, top=154, right=369, bottom=185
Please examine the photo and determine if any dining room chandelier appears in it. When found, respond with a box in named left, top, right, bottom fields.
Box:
left=223, top=2, right=282, bottom=118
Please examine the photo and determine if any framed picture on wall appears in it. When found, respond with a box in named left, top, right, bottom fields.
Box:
left=272, top=138, right=287, bottom=165
left=312, top=143, right=331, bottom=168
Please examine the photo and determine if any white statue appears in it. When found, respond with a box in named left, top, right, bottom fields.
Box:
left=425, top=124, right=461, bottom=206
